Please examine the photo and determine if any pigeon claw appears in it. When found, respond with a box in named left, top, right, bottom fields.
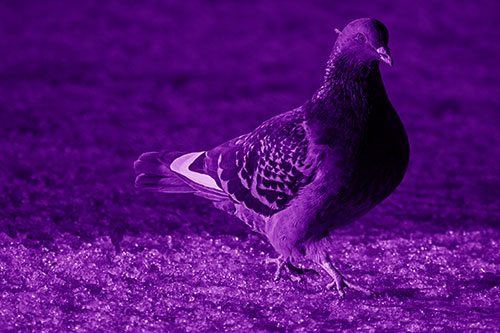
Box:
left=264, top=255, right=288, bottom=281
left=326, top=274, right=377, bottom=299
left=326, top=280, right=346, bottom=299
left=319, top=255, right=377, bottom=298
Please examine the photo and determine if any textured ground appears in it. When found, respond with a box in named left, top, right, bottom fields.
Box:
left=1, top=0, right=499, bottom=331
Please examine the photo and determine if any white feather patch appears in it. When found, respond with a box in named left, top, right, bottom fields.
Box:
left=170, top=152, right=223, bottom=191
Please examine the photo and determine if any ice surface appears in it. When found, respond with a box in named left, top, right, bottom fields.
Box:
left=1, top=0, right=499, bottom=331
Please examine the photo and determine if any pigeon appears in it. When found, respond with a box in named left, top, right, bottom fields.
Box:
left=134, top=18, right=409, bottom=298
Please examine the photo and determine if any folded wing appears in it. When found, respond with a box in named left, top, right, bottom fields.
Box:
left=204, top=109, right=315, bottom=217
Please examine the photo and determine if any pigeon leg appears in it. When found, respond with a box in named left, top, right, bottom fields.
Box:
left=264, top=255, right=288, bottom=281
left=319, top=255, right=376, bottom=298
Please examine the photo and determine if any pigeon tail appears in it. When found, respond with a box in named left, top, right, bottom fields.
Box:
left=134, top=151, right=194, bottom=193
left=134, top=151, right=228, bottom=201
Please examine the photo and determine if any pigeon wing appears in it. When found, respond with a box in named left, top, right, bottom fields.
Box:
left=205, top=109, right=315, bottom=218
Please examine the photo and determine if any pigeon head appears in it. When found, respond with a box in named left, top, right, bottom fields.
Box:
left=333, top=18, right=393, bottom=67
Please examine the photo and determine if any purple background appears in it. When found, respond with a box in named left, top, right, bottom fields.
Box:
left=1, top=0, right=499, bottom=331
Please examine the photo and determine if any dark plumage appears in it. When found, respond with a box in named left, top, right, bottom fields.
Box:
left=134, top=18, right=409, bottom=297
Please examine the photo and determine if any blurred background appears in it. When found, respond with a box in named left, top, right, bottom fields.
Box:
left=0, top=0, right=499, bottom=331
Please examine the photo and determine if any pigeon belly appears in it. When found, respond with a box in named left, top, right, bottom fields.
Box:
left=318, top=107, right=409, bottom=232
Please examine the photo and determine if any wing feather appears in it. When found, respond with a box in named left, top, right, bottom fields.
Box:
left=205, top=108, right=316, bottom=218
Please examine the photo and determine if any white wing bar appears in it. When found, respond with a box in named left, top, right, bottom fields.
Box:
left=170, top=152, right=223, bottom=191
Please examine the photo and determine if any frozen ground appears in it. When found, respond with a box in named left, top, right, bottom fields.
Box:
left=1, top=0, right=499, bottom=331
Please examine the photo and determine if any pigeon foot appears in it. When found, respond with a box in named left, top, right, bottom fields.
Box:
left=264, top=255, right=289, bottom=281
left=319, top=255, right=376, bottom=298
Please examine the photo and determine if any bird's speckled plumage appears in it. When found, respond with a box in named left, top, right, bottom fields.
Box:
left=134, top=18, right=409, bottom=297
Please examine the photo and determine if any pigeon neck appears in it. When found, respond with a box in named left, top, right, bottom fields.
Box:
left=306, top=53, right=383, bottom=146
left=312, top=53, right=381, bottom=105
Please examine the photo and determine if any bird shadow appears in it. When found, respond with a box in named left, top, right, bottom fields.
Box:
left=462, top=273, right=499, bottom=292
left=378, top=287, right=425, bottom=300
left=287, top=262, right=320, bottom=277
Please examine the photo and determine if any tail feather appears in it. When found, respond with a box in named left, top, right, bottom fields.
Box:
left=134, top=150, right=229, bottom=202
left=133, top=152, right=171, bottom=175
left=134, top=151, right=195, bottom=193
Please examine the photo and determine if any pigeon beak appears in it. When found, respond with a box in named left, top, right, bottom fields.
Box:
left=376, top=46, right=393, bottom=67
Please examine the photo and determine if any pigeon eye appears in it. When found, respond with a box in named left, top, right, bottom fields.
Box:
left=357, top=33, right=366, bottom=42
